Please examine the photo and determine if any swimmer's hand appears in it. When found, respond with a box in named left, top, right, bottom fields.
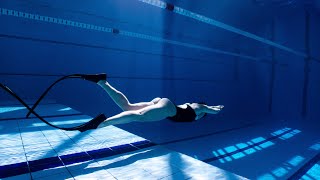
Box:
left=212, top=105, right=224, bottom=111
left=203, top=105, right=224, bottom=114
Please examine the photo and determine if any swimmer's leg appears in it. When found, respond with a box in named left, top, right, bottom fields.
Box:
left=97, top=98, right=176, bottom=128
left=97, top=80, right=160, bottom=111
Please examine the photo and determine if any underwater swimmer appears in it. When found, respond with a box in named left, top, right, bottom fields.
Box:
left=78, top=74, right=224, bottom=132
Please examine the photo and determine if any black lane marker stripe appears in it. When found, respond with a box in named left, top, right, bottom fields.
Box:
left=288, top=152, right=320, bottom=180
left=203, top=129, right=294, bottom=163
left=166, top=3, right=175, bottom=11
left=0, top=162, right=29, bottom=178
left=0, top=113, right=83, bottom=121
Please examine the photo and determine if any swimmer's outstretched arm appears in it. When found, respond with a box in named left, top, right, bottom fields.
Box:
left=201, top=104, right=224, bottom=114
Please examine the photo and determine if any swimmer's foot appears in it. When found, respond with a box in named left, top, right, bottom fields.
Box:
left=81, top=73, right=107, bottom=83
left=77, top=113, right=107, bottom=132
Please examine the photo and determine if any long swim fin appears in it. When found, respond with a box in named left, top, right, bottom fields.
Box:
left=80, top=73, right=107, bottom=83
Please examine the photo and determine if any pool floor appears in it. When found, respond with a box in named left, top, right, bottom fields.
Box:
left=0, top=101, right=246, bottom=180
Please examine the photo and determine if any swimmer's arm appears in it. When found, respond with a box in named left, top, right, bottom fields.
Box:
left=201, top=105, right=224, bottom=114
left=195, top=112, right=206, bottom=120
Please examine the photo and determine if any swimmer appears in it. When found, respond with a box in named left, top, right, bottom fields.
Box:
left=78, top=73, right=224, bottom=132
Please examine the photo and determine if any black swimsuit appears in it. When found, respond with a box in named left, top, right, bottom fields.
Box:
left=167, top=105, right=197, bottom=122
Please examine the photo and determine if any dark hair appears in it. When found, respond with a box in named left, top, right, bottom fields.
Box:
left=198, top=102, right=207, bottom=118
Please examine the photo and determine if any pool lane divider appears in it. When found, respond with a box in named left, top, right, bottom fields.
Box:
left=138, top=0, right=307, bottom=58
left=0, top=140, right=156, bottom=178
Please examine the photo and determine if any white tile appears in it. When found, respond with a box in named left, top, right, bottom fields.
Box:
left=62, top=131, right=82, bottom=138
left=0, top=141, right=23, bottom=148
left=55, top=147, right=84, bottom=156
left=45, top=135, right=70, bottom=139
left=22, top=140, right=49, bottom=146
left=76, top=139, right=99, bottom=145
left=114, top=169, right=155, bottom=180
left=77, top=143, right=102, bottom=152
left=160, top=171, right=191, bottom=180
left=147, top=166, right=181, bottom=179
left=26, top=150, right=57, bottom=161
left=49, top=140, right=75, bottom=147
left=181, top=163, right=247, bottom=180
left=0, top=146, right=24, bottom=155
left=71, top=168, right=115, bottom=180
left=0, top=135, right=20, bottom=142
left=0, top=154, right=27, bottom=165
left=107, top=165, right=141, bottom=178
left=41, top=129, right=63, bottom=135
left=24, top=143, right=52, bottom=153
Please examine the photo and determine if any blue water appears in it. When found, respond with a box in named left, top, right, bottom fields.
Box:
left=0, top=0, right=320, bottom=179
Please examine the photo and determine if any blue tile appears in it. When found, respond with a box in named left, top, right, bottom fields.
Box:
left=0, top=162, right=28, bottom=170
left=28, top=156, right=61, bottom=167
left=0, top=162, right=29, bottom=178
left=110, top=144, right=138, bottom=154
left=60, top=152, right=93, bottom=165
left=131, top=140, right=156, bottom=149
left=87, top=148, right=115, bottom=159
